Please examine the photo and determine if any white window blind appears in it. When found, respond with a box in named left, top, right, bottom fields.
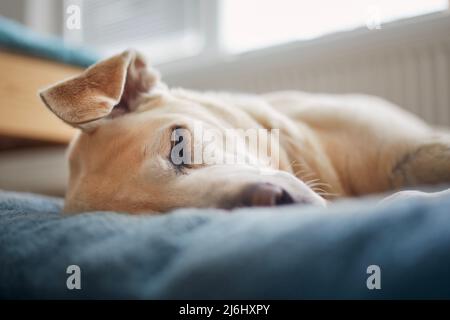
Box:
left=74, top=0, right=204, bottom=64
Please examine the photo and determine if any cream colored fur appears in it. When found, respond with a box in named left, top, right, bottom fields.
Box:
left=39, top=50, right=450, bottom=214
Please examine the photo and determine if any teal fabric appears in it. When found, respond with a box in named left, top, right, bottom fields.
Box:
left=1, top=190, right=450, bottom=299
left=0, top=16, right=99, bottom=67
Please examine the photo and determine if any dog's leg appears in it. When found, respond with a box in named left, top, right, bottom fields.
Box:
left=391, top=137, right=450, bottom=189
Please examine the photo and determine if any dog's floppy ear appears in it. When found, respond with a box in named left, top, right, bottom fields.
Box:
left=39, top=49, right=159, bottom=132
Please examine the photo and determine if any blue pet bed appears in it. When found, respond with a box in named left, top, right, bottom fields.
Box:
left=1, top=190, right=450, bottom=299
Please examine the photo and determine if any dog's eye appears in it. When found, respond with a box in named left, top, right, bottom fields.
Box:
left=169, top=126, right=191, bottom=171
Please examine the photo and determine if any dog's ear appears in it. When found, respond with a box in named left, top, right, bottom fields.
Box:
left=39, top=49, right=159, bottom=132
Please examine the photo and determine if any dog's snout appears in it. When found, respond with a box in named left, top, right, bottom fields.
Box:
left=276, top=189, right=295, bottom=205
left=241, top=183, right=294, bottom=207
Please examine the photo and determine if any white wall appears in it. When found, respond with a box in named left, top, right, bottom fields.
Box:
left=0, top=0, right=62, bottom=36
left=162, top=12, right=450, bottom=127
left=0, top=0, right=27, bottom=23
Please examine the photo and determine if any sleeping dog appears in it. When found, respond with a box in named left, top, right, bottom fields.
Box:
left=39, top=50, right=450, bottom=214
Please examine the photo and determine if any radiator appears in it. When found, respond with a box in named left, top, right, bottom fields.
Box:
left=164, top=12, right=450, bottom=127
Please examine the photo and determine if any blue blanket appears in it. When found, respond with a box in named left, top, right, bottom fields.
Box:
left=1, top=190, right=450, bottom=299
left=0, top=16, right=99, bottom=67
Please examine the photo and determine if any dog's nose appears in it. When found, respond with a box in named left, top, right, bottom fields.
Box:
left=241, top=183, right=295, bottom=207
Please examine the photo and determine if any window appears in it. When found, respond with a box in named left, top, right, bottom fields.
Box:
left=64, top=0, right=449, bottom=64
left=220, top=0, right=449, bottom=53
left=68, top=0, right=204, bottom=64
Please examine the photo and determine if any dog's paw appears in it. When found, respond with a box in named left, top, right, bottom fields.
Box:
left=391, top=140, right=450, bottom=188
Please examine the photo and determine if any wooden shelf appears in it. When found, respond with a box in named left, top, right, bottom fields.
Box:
left=0, top=51, right=82, bottom=143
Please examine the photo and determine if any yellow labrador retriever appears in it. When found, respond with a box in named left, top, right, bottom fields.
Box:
left=39, top=50, right=450, bottom=214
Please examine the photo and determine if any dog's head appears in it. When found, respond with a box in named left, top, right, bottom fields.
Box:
left=40, top=50, right=325, bottom=214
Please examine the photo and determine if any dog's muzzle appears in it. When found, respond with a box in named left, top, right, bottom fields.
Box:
left=240, top=182, right=317, bottom=207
